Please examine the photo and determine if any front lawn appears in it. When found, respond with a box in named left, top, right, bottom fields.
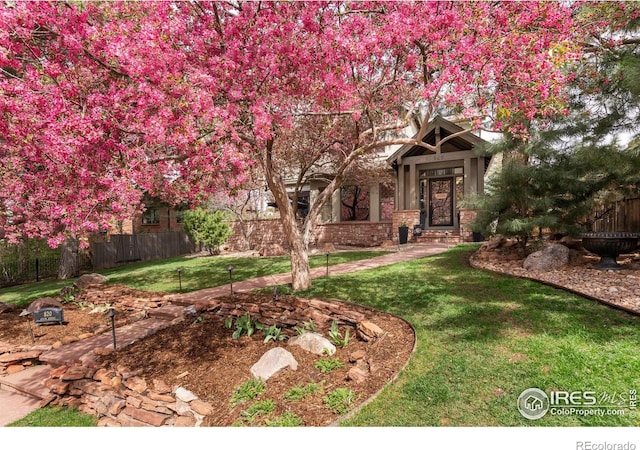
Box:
left=7, top=245, right=639, bottom=427
left=271, top=245, right=640, bottom=426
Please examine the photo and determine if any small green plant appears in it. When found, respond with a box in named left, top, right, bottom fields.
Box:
left=259, top=323, right=288, bottom=343
left=293, top=320, right=316, bottom=335
left=225, top=313, right=260, bottom=339
left=191, top=316, right=205, bottom=325
left=60, top=292, right=75, bottom=304
left=328, top=320, right=350, bottom=348
left=284, top=383, right=321, bottom=401
left=240, top=399, right=276, bottom=423
left=314, top=357, right=344, bottom=374
left=265, top=411, right=303, bottom=427
left=323, top=387, right=355, bottom=415
left=230, top=379, right=265, bottom=407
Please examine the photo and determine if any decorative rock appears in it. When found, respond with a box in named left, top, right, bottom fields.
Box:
left=126, top=395, right=142, bottom=408
left=6, top=364, right=25, bottom=375
left=288, top=332, right=336, bottom=356
left=148, top=391, right=175, bottom=403
left=250, top=347, right=298, bottom=381
left=74, top=273, right=108, bottom=290
left=93, top=347, right=114, bottom=357
left=347, top=366, right=368, bottom=384
left=349, top=349, right=366, bottom=362
left=190, top=399, right=214, bottom=416
left=121, top=406, right=168, bottom=427
left=0, top=350, right=42, bottom=365
left=61, top=366, right=88, bottom=381
left=174, top=386, right=198, bottom=402
left=174, top=398, right=192, bottom=416
left=174, top=415, right=196, bottom=427
left=357, top=320, right=385, bottom=342
left=153, top=378, right=172, bottom=394
left=62, top=336, right=80, bottom=345
left=27, top=297, right=64, bottom=313
left=523, top=243, right=569, bottom=271
left=124, top=376, right=148, bottom=394
left=49, top=380, right=70, bottom=395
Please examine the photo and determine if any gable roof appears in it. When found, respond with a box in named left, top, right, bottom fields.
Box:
left=386, top=116, right=488, bottom=164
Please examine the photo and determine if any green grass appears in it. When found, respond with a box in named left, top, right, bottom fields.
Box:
left=8, top=244, right=640, bottom=426
left=0, top=250, right=389, bottom=306
left=7, top=406, right=98, bottom=427
left=265, top=244, right=640, bottom=426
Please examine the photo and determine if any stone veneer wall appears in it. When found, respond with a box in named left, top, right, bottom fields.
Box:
left=225, top=219, right=393, bottom=252
left=391, top=210, right=421, bottom=243
left=313, top=222, right=392, bottom=248
left=459, top=209, right=479, bottom=243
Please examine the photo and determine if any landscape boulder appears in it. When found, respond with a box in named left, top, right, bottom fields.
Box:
left=27, top=297, right=64, bottom=313
left=523, top=243, right=570, bottom=272
left=288, top=332, right=336, bottom=356
left=250, top=347, right=298, bottom=381
left=74, top=273, right=108, bottom=290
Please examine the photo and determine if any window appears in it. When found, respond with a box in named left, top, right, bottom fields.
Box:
left=142, top=208, right=160, bottom=225
left=379, top=182, right=395, bottom=221
left=341, top=185, right=370, bottom=221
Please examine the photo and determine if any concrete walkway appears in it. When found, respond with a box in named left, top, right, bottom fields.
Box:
left=0, top=243, right=449, bottom=426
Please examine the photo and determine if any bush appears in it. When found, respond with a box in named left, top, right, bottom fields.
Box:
left=182, top=208, right=232, bottom=255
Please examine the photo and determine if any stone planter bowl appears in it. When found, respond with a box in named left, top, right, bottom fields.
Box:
left=580, top=232, right=640, bottom=270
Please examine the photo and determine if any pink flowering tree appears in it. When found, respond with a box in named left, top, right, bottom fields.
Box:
left=0, top=1, right=601, bottom=287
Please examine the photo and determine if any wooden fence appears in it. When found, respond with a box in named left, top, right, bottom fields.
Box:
left=590, top=197, right=640, bottom=233
left=91, top=231, right=195, bottom=270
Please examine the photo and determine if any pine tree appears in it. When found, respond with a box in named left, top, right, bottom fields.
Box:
left=470, top=11, right=640, bottom=250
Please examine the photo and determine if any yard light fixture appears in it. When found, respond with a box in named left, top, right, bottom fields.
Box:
left=19, top=309, right=35, bottom=344
left=227, top=265, right=234, bottom=295
left=273, top=286, right=278, bottom=301
left=177, top=267, right=183, bottom=292
left=106, top=308, right=118, bottom=350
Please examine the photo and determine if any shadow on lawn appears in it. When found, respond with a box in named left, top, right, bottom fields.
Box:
left=292, top=247, right=639, bottom=346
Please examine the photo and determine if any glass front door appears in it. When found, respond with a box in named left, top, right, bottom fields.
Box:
left=428, top=177, right=454, bottom=227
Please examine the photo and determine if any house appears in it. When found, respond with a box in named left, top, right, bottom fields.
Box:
left=108, top=195, right=186, bottom=235
left=385, top=116, right=495, bottom=243
left=280, top=115, right=497, bottom=246
left=108, top=116, right=497, bottom=251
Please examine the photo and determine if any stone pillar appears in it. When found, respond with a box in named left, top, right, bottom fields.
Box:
left=331, top=189, right=341, bottom=223
left=459, top=208, right=480, bottom=242
left=398, top=165, right=405, bottom=210
left=369, top=183, right=380, bottom=222
left=409, top=164, right=417, bottom=210
left=392, top=210, right=421, bottom=243
left=463, top=158, right=472, bottom=195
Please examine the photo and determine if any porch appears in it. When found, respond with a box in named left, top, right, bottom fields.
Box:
left=387, top=116, right=492, bottom=244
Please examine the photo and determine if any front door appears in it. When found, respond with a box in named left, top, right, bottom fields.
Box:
left=428, top=178, right=454, bottom=227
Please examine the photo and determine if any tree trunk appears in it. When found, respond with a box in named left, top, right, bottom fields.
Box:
left=58, top=237, right=79, bottom=279
left=279, top=206, right=312, bottom=290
